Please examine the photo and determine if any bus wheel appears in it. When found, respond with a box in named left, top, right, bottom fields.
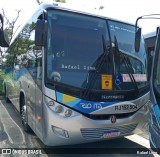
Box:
left=4, top=87, right=10, bottom=103
left=21, top=98, right=31, bottom=132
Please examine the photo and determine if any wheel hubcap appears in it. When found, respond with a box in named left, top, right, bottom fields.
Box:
left=21, top=105, right=27, bottom=124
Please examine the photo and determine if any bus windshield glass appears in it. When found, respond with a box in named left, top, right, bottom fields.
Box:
left=108, top=21, right=147, bottom=90
left=46, top=10, right=148, bottom=94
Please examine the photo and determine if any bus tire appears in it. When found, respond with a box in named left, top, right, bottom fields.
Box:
left=4, top=86, right=10, bottom=103
left=21, top=98, right=31, bottom=132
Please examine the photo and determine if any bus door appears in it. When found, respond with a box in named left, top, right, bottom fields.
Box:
left=26, top=58, right=37, bottom=131
left=35, top=51, right=43, bottom=139
left=26, top=54, right=43, bottom=137
left=150, top=27, right=160, bottom=151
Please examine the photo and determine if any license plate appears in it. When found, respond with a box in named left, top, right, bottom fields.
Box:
left=115, top=104, right=137, bottom=111
left=102, top=130, right=120, bottom=138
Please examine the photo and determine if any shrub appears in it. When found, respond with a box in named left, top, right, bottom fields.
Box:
left=0, top=71, right=5, bottom=95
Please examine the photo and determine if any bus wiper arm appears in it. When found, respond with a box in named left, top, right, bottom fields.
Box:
left=114, top=36, right=140, bottom=95
left=46, top=80, right=55, bottom=87
left=83, top=35, right=110, bottom=98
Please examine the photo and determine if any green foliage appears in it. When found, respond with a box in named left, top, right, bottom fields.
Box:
left=3, top=54, right=14, bottom=68
left=0, top=71, right=6, bottom=95
left=3, top=23, right=35, bottom=68
left=0, top=71, right=14, bottom=96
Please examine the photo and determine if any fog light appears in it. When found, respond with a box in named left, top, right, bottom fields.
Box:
left=52, top=126, right=69, bottom=138
left=55, top=105, right=64, bottom=113
left=64, top=109, right=72, bottom=117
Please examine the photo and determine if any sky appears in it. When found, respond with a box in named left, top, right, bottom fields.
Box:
left=0, top=0, right=160, bottom=34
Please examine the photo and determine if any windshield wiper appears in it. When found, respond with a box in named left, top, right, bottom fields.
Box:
left=82, top=35, right=110, bottom=98
left=114, top=36, right=140, bottom=95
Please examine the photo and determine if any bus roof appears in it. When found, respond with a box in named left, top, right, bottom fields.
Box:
left=38, top=2, right=136, bottom=26
left=10, top=2, right=136, bottom=45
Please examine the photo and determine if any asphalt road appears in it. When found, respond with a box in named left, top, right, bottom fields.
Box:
left=0, top=100, right=159, bottom=157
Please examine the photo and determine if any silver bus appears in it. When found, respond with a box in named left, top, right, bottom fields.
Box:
left=3, top=3, right=149, bottom=146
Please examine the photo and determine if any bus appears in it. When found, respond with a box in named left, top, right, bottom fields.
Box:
left=3, top=2, right=149, bottom=146
left=148, top=29, right=160, bottom=152
left=144, top=31, right=156, bottom=52
left=135, top=14, right=160, bottom=152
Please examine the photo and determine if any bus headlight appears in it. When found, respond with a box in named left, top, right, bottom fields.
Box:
left=55, top=105, right=64, bottom=113
left=46, top=99, right=80, bottom=118
left=64, top=109, right=72, bottom=117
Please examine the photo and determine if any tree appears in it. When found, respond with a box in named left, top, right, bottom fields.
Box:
left=0, top=9, right=21, bottom=95
left=2, top=8, right=21, bottom=42
left=3, top=22, right=35, bottom=68
left=0, top=9, right=21, bottom=68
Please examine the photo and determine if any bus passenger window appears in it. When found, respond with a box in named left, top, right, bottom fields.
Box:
left=156, top=49, right=160, bottom=86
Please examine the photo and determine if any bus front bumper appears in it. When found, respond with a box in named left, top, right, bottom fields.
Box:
left=42, top=103, right=148, bottom=146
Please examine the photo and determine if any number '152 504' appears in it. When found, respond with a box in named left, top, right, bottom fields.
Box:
left=115, top=105, right=137, bottom=110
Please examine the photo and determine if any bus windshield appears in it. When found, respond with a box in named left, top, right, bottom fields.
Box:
left=108, top=21, right=147, bottom=90
left=46, top=10, right=148, bottom=96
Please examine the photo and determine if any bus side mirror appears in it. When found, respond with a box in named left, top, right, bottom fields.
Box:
left=0, top=14, right=9, bottom=47
left=135, top=28, right=141, bottom=52
left=0, top=29, right=9, bottom=47
left=156, top=27, right=160, bottom=35
left=35, top=19, right=47, bottom=46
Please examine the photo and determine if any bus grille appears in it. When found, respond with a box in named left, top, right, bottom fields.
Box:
left=84, top=111, right=137, bottom=120
left=81, top=124, right=137, bottom=140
